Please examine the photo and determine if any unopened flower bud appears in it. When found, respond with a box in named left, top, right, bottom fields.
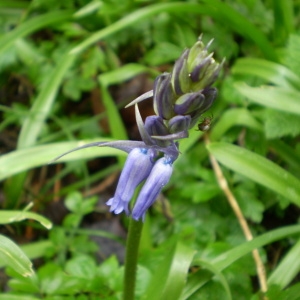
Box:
left=168, top=115, right=191, bottom=133
left=171, top=49, right=190, bottom=95
left=153, top=73, right=175, bottom=119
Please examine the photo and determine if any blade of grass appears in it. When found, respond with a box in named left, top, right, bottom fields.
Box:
left=0, top=139, right=125, bottom=181
left=272, top=0, right=294, bottom=45
left=212, top=225, right=300, bottom=271
left=17, top=53, right=76, bottom=149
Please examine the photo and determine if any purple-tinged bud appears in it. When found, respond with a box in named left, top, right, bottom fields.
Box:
left=144, top=116, right=169, bottom=136
left=106, top=148, right=154, bottom=215
left=144, top=116, right=170, bottom=147
left=188, top=88, right=217, bottom=128
left=132, top=156, right=173, bottom=221
left=171, top=49, right=190, bottom=95
left=174, top=91, right=206, bottom=115
left=168, top=115, right=191, bottom=133
left=153, top=73, right=175, bottom=120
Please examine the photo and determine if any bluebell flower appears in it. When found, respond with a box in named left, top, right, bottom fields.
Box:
left=52, top=36, right=223, bottom=221
left=132, top=156, right=173, bottom=221
left=106, top=148, right=154, bottom=215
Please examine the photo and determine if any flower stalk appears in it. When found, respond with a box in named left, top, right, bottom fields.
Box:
left=123, top=218, right=144, bottom=300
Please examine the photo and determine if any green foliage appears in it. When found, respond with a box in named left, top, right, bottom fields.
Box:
left=1, top=0, right=300, bottom=299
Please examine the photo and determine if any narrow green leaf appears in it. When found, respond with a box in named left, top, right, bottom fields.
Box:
left=207, top=142, right=300, bottom=206
left=73, top=0, right=102, bottom=18
left=161, top=243, right=196, bottom=300
left=0, top=139, right=125, bottom=181
left=0, top=234, right=33, bottom=277
left=179, top=225, right=300, bottom=295
left=232, top=58, right=300, bottom=90
left=273, top=0, right=294, bottom=45
left=0, top=11, right=73, bottom=56
left=17, top=53, right=76, bottom=149
left=70, top=1, right=277, bottom=62
left=212, top=225, right=300, bottom=271
left=98, top=63, right=156, bottom=86
left=268, top=238, right=300, bottom=289
left=144, top=241, right=195, bottom=300
left=70, top=3, right=210, bottom=55
left=234, top=82, right=300, bottom=115
left=0, top=211, right=52, bottom=229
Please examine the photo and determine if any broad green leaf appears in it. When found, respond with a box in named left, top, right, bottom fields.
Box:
left=0, top=211, right=52, bottom=229
left=234, top=83, right=300, bottom=115
left=264, top=109, right=300, bottom=139
left=144, top=241, right=195, bottom=300
left=0, top=241, right=51, bottom=269
left=207, top=142, right=300, bottom=206
left=0, top=139, right=125, bottom=181
left=232, top=58, right=300, bottom=89
left=0, top=235, right=33, bottom=277
left=268, top=238, right=300, bottom=289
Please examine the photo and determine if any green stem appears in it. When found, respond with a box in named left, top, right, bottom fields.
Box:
left=123, top=218, right=144, bottom=300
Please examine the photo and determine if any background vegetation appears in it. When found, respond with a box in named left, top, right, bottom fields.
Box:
left=1, top=0, right=300, bottom=299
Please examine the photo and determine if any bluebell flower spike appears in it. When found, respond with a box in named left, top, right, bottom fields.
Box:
left=52, top=36, right=223, bottom=221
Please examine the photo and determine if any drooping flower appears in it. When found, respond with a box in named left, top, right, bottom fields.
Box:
left=106, top=148, right=154, bottom=215
left=132, top=156, right=173, bottom=221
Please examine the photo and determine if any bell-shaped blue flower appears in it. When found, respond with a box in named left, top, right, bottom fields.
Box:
left=106, top=148, right=154, bottom=215
left=132, top=156, right=173, bottom=221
